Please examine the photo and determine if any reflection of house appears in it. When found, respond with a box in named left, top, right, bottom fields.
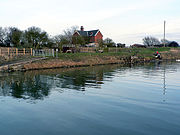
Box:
left=73, top=26, right=103, bottom=47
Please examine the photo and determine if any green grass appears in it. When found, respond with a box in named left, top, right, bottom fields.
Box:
left=56, top=47, right=172, bottom=61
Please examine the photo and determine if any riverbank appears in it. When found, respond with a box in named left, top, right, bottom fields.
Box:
left=0, top=47, right=180, bottom=72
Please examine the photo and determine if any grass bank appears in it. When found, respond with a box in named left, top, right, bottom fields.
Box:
left=1, top=47, right=180, bottom=72
left=57, top=47, right=172, bottom=61
left=22, top=47, right=180, bottom=71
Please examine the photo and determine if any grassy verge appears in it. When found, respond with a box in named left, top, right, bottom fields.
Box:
left=57, top=47, right=172, bottom=61
left=2, top=47, right=179, bottom=72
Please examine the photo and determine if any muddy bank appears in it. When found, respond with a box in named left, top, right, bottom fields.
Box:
left=0, top=56, right=142, bottom=72
left=0, top=57, right=168, bottom=72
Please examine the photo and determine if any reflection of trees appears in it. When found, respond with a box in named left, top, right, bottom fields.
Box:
left=0, top=61, right=178, bottom=101
left=57, top=67, right=105, bottom=90
left=10, top=76, right=50, bottom=100
left=0, top=64, right=121, bottom=100
left=48, top=65, right=118, bottom=91
left=0, top=73, right=51, bottom=100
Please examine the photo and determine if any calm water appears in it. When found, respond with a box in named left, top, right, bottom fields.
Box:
left=0, top=61, right=180, bottom=135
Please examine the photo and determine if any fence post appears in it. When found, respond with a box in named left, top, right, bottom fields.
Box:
left=23, top=48, right=25, bottom=55
left=16, top=48, right=18, bottom=56
left=48, top=49, right=50, bottom=56
left=56, top=48, right=58, bottom=58
left=52, top=49, right=54, bottom=57
left=31, top=48, right=33, bottom=56
left=33, top=49, right=35, bottom=56
left=8, top=48, right=10, bottom=56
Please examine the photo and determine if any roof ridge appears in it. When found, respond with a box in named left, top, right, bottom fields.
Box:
left=77, top=29, right=98, bottom=32
left=88, top=29, right=98, bottom=31
left=76, top=29, right=100, bottom=37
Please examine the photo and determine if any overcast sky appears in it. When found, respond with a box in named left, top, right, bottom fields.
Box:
left=1, top=0, right=180, bottom=45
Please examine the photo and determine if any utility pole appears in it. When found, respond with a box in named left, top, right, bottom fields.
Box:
left=164, top=21, right=166, bottom=47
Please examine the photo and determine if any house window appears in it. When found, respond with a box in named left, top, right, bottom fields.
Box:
left=90, top=32, right=93, bottom=36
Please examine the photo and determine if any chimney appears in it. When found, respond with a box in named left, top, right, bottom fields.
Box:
left=80, top=26, right=84, bottom=31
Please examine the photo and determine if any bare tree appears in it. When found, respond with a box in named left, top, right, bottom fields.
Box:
left=53, top=34, right=69, bottom=50
left=143, top=36, right=160, bottom=46
left=0, top=27, right=5, bottom=46
left=161, top=39, right=170, bottom=45
left=97, top=39, right=104, bottom=48
left=63, top=25, right=79, bottom=44
left=72, top=35, right=85, bottom=46
left=54, top=34, right=62, bottom=47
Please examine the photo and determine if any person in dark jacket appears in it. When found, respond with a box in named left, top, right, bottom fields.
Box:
left=154, top=51, right=161, bottom=59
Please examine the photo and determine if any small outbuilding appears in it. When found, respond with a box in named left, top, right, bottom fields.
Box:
left=167, top=41, right=179, bottom=47
left=116, top=43, right=126, bottom=48
left=62, top=45, right=76, bottom=53
left=131, top=44, right=146, bottom=48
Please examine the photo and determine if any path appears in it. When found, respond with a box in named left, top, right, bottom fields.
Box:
left=0, top=57, right=47, bottom=72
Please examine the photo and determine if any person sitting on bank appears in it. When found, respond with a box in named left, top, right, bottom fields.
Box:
left=155, top=51, right=161, bottom=59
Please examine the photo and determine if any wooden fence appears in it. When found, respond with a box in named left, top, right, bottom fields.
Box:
left=79, top=47, right=97, bottom=53
left=33, top=49, right=58, bottom=57
left=0, top=47, right=33, bottom=57
left=108, top=48, right=127, bottom=53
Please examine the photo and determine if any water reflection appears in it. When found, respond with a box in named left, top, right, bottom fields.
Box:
left=0, top=61, right=179, bottom=101
left=0, top=65, right=121, bottom=100
left=0, top=74, right=51, bottom=100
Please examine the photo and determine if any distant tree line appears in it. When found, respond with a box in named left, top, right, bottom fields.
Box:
left=0, top=26, right=50, bottom=48
left=103, top=38, right=116, bottom=47
left=142, top=36, right=179, bottom=47
left=0, top=26, right=80, bottom=48
left=0, top=25, right=119, bottom=48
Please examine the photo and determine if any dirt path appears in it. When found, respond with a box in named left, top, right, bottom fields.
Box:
left=0, top=57, right=47, bottom=72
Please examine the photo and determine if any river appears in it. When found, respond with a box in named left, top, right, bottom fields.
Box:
left=0, top=61, right=180, bottom=135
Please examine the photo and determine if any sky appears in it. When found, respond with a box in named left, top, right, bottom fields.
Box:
left=1, top=0, right=180, bottom=45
